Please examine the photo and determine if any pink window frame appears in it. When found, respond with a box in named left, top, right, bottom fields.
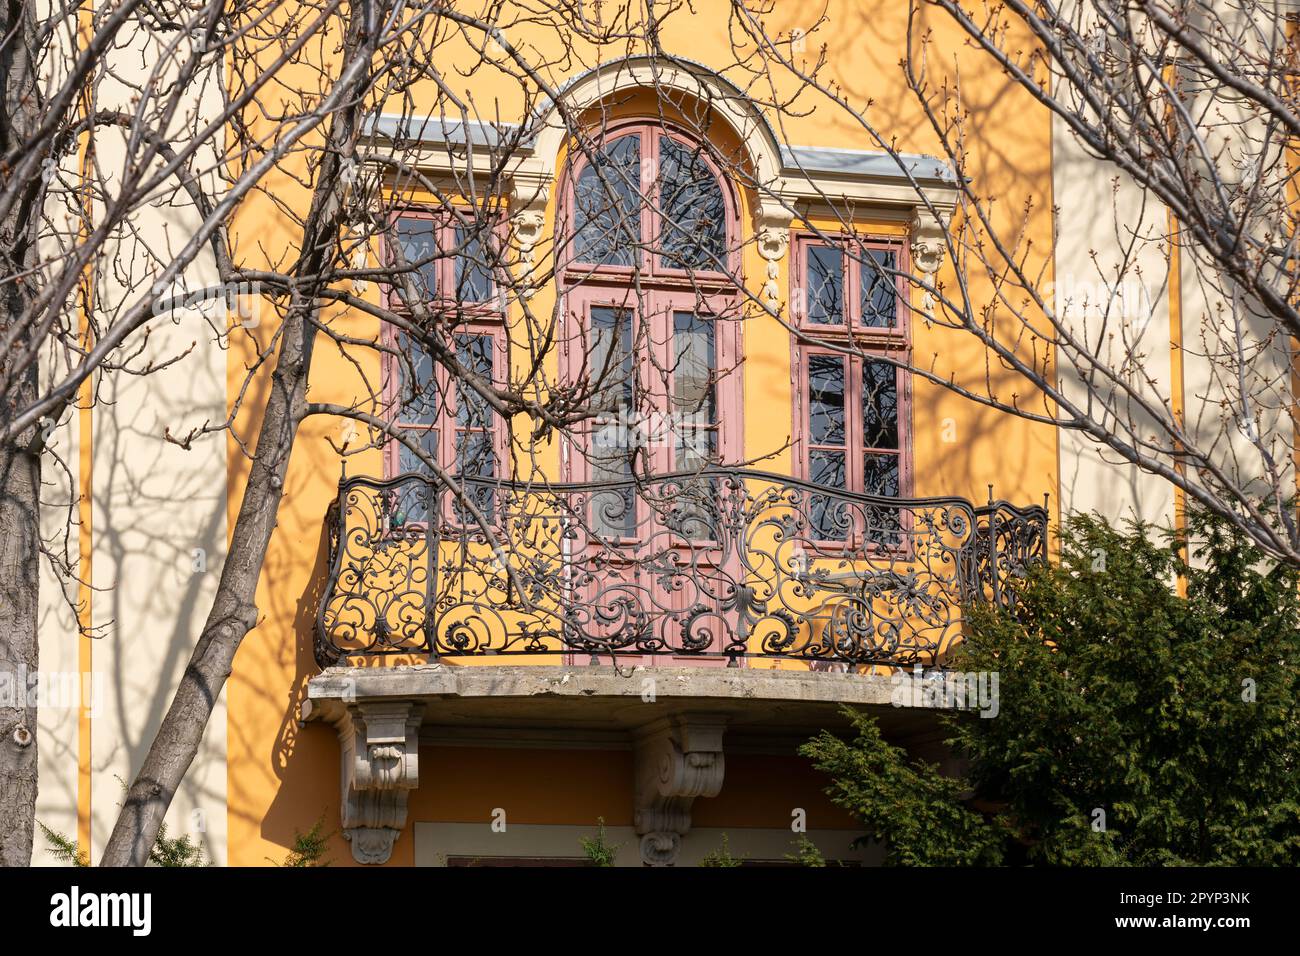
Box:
left=554, top=121, right=743, bottom=664
left=560, top=285, right=742, bottom=664
left=797, top=347, right=910, bottom=487
left=379, top=205, right=509, bottom=481
left=791, top=233, right=913, bottom=534
left=380, top=318, right=509, bottom=482
left=557, top=118, right=745, bottom=489
left=790, top=232, right=911, bottom=341
left=560, top=285, right=744, bottom=494
left=380, top=205, right=507, bottom=319
left=557, top=119, right=742, bottom=287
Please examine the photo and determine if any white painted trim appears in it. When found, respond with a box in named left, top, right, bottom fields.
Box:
left=414, top=822, right=878, bottom=866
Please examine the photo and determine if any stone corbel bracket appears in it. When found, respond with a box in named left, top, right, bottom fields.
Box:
left=910, top=208, right=951, bottom=316
left=334, top=700, right=425, bottom=864
left=633, top=714, right=728, bottom=866
left=755, top=202, right=793, bottom=307
left=510, top=160, right=551, bottom=299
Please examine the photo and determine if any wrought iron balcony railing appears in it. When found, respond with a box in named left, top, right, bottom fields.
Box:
left=315, top=468, right=1048, bottom=669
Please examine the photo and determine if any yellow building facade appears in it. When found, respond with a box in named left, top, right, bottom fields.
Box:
left=41, top=0, right=1167, bottom=867
left=220, top=3, right=1058, bottom=867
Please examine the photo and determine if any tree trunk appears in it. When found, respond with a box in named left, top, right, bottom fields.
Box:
left=0, top=0, right=44, bottom=868
left=0, top=447, right=40, bottom=868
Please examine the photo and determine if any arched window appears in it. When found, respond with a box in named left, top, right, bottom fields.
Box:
left=560, top=122, right=742, bottom=540
left=567, top=123, right=734, bottom=276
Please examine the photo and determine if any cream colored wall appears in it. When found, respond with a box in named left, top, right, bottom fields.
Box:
left=34, top=404, right=82, bottom=865
left=1051, top=111, right=1178, bottom=528
left=33, top=0, right=93, bottom=869
left=34, top=18, right=229, bottom=865
left=89, top=311, right=228, bottom=865
left=90, top=28, right=230, bottom=866
left=1175, top=3, right=1295, bottom=525
left=36, top=312, right=229, bottom=869
left=1051, top=2, right=1295, bottom=534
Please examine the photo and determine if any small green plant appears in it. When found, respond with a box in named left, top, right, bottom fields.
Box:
left=579, top=817, right=622, bottom=867
left=802, top=707, right=1003, bottom=866
left=699, top=833, right=743, bottom=867
left=39, top=819, right=208, bottom=867
left=278, top=817, right=333, bottom=867
left=38, top=822, right=88, bottom=867
left=148, top=822, right=209, bottom=866
left=785, top=836, right=827, bottom=867
left=802, top=510, right=1300, bottom=866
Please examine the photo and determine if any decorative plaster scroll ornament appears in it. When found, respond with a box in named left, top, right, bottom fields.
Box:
left=910, top=210, right=949, bottom=316
left=511, top=208, right=546, bottom=299
left=334, top=700, right=424, bottom=864
left=756, top=210, right=791, bottom=307
left=633, top=714, right=728, bottom=866
left=349, top=221, right=370, bottom=294
left=509, top=163, right=550, bottom=300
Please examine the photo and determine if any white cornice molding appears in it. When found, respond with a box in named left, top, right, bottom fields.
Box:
left=361, top=56, right=960, bottom=299
left=363, top=118, right=958, bottom=216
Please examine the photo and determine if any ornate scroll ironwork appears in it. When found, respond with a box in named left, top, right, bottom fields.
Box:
left=315, top=468, right=1047, bottom=669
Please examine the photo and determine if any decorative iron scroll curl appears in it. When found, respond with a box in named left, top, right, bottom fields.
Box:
left=315, top=468, right=1048, bottom=669
left=974, top=499, right=1050, bottom=610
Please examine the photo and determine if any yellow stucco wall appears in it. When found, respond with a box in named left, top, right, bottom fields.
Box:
left=224, top=1, right=1059, bottom=864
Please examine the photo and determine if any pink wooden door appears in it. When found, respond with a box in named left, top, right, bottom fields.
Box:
left=563, top=289, right=742, bottom=666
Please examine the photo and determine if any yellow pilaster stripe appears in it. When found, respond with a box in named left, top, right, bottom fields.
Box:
left=75, top=0, right=95, bottom=860
left=1163, top=64, right=1189, bottom=595
left=1168, top=212, right=1188, bottom=596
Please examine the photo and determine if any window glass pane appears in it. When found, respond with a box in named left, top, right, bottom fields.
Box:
left=858, top=248, right=897, bottom=328
left=454, top=224, right=493, bottom=303
left=809, top=449, right=849, bottom=540
left=393, top=217, right=439, bottom=299
left=574, top=134, right=641, bottom=267
left=397, top=427, right=439, bottom=476
left=397, top=332, right=437, bottom=424
left=809, top=447, right=846, bottom=488
left=658, top=137, right=726, bottom=271
left=665, top=474, right=721, bottom=541
left=808, top=354, right=846, bottom=445
left=668, top=311, right=718, bottom=535
left=453, top=430, right=496, bottom=521
left=589, top=445, right=636, bottom=540
left=589, top=307, right=634, bottom=414
left=588, top=306, right=636, bottom=538
left=455, top=430, right=496, bottom=476
left=863, top=455, right=902, bottom=544
left=862, top=453, right=900, bottom=496
left=452, top=335, right=496, bottom=519
left=391, top=436, right=439, bottom=528
left=862, top=359, right=898, bottom=449
left=457, top=335, right=496, bottom=515
left=671, top=311, right=716, bottom=471
left=806, top=245, right=844, bottom=325
left=455, top=335, right=494, bottom=430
